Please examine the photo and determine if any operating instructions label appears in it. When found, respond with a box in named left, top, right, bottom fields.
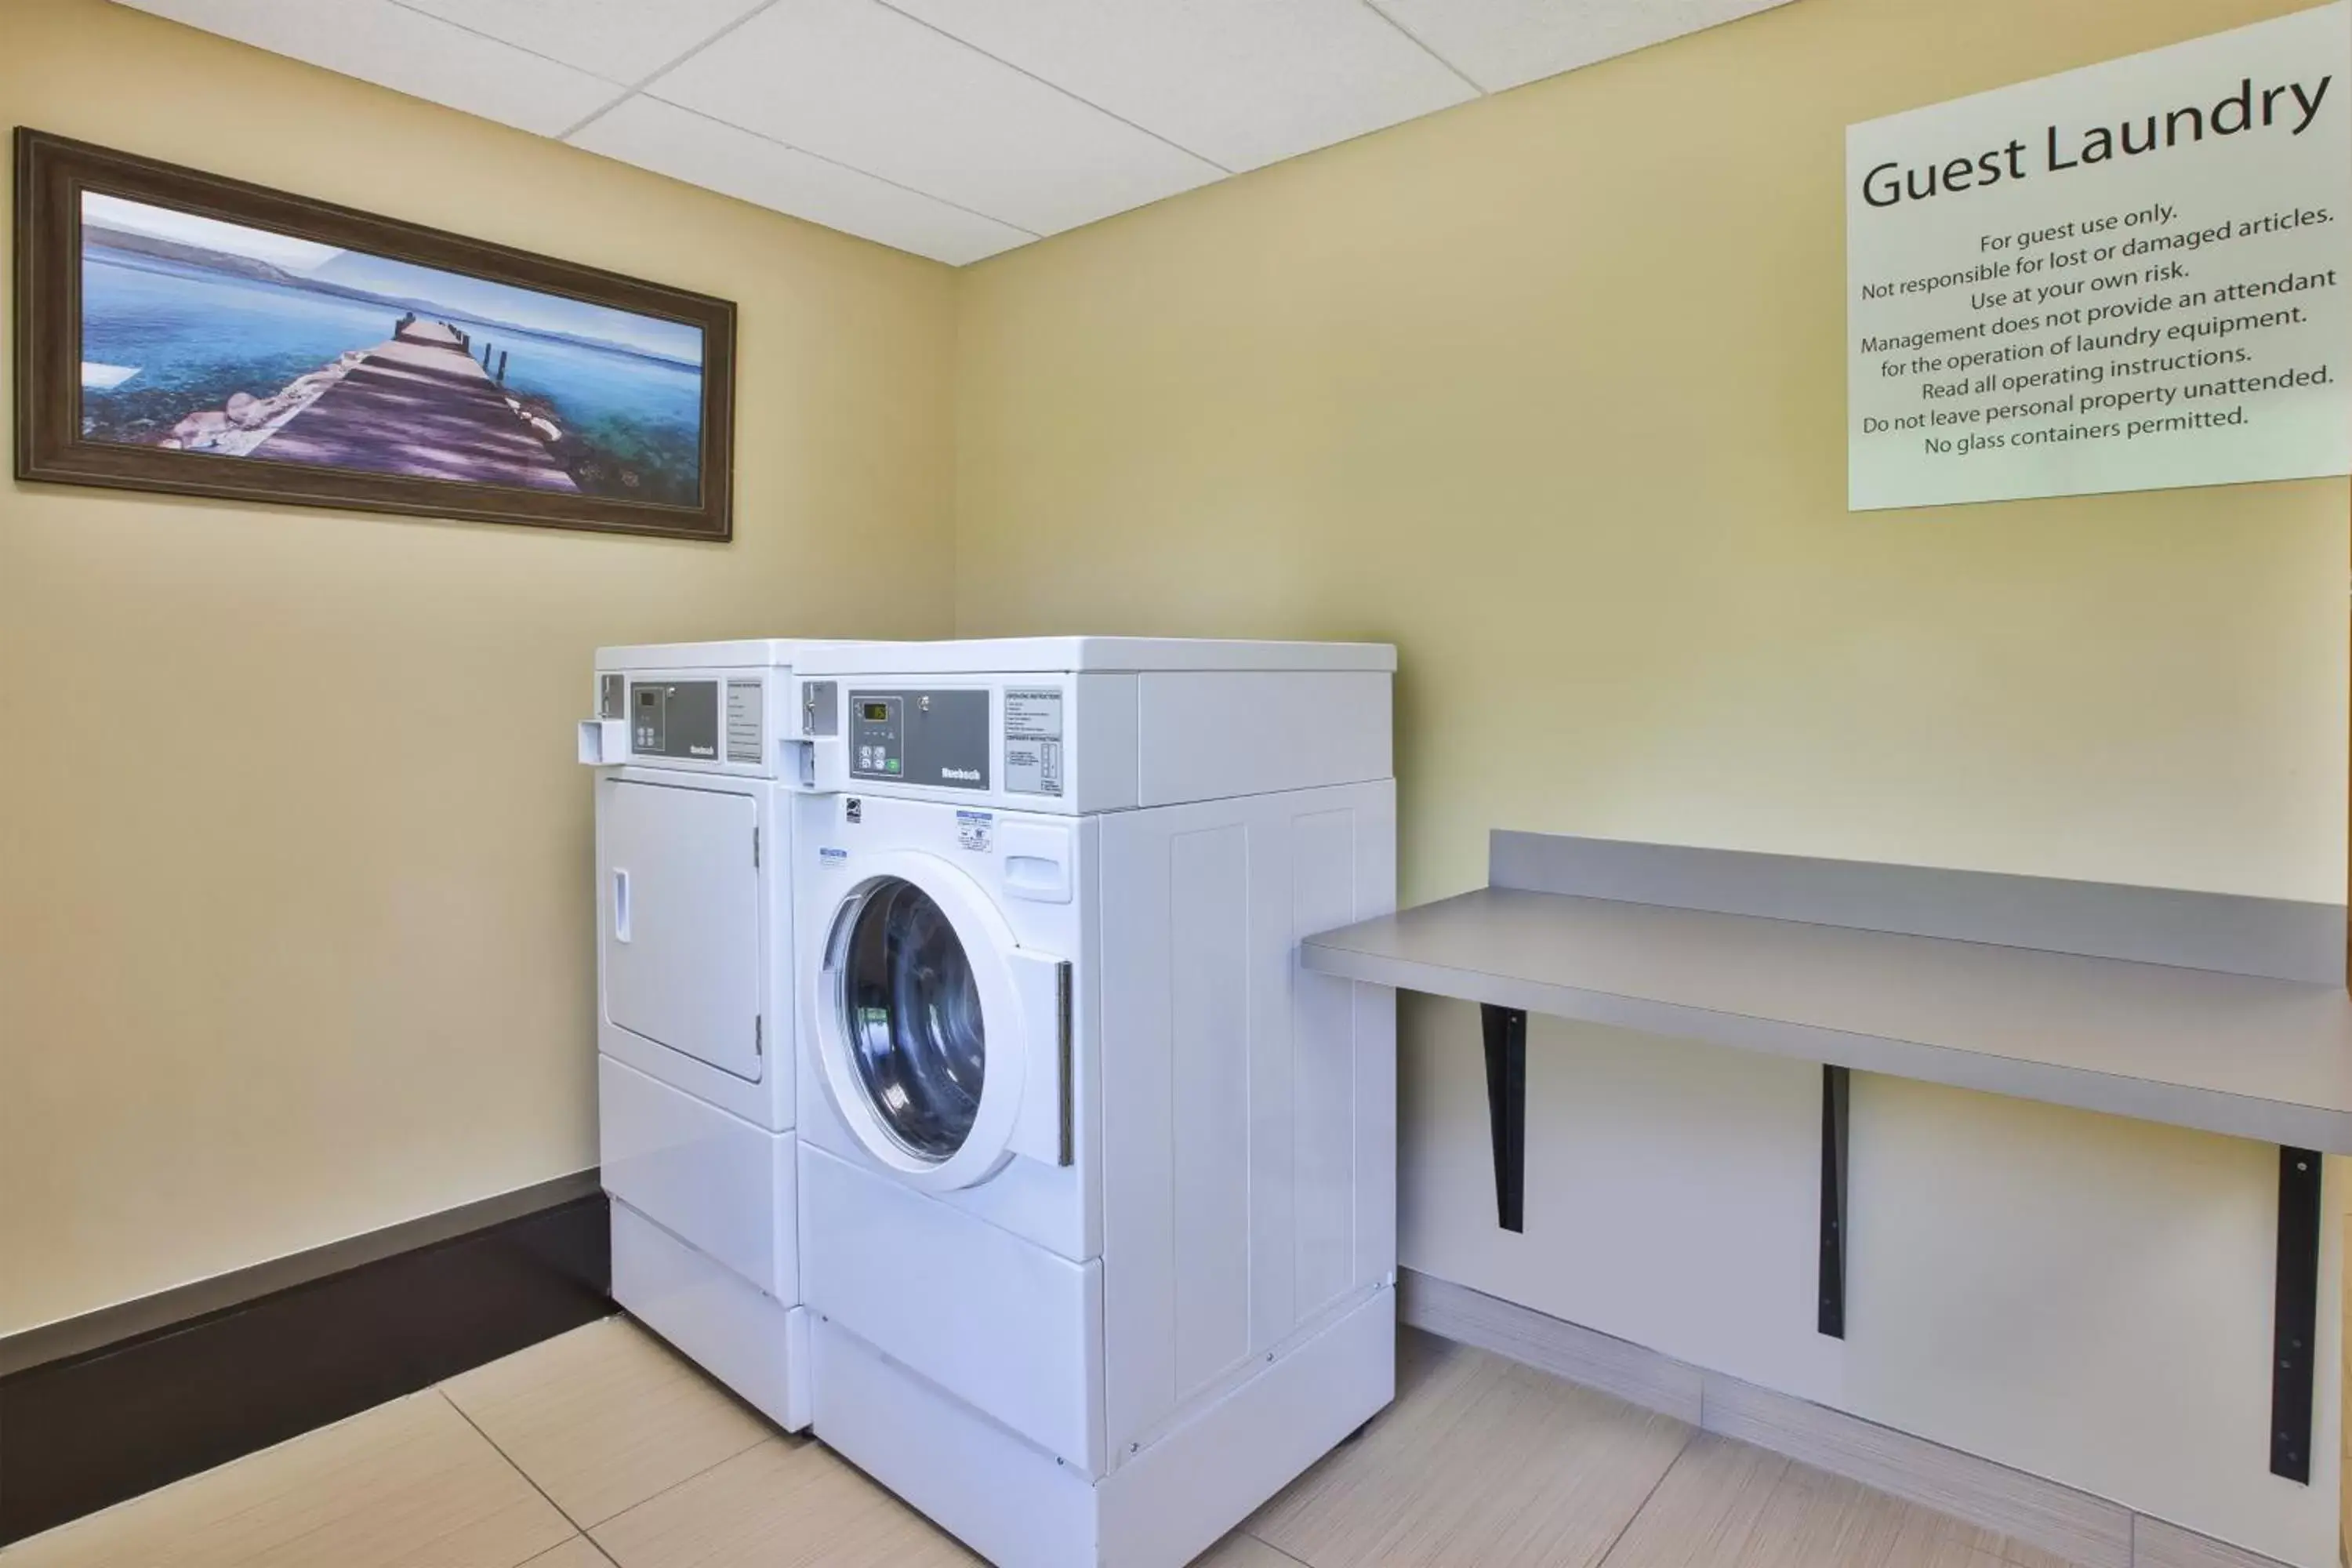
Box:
left=1848, top=2, right=2350, bottom=509
left=1004, top=688, right=1065, bottom=797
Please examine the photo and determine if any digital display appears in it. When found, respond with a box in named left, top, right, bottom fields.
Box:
left=860, top=702, right=891, bottom=721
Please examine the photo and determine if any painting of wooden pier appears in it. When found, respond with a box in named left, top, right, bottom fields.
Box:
left=240, top=319, right=578, bottom=492
left=16, top=129, right=735, bottom=539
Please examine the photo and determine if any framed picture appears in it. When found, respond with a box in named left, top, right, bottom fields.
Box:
left=13, top=129, right=735, bottom=540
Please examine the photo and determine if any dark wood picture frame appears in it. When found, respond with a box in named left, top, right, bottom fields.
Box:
left=13, top=129, right=735, bottom=540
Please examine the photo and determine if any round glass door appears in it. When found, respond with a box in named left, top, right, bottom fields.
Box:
left=834, top=877, right=986, bottom=1161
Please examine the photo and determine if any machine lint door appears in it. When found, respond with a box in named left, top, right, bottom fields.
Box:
left=602, top=779, right=764, bottom=1082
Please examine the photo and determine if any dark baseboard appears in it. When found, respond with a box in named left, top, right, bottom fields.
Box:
left=0, top=1181, right=612, bottom=1547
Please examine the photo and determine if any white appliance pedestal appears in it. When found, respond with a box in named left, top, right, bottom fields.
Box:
left=810, top=1287, right=1393, bottom=1568
left=612, top=1200, right=809, bottom=1432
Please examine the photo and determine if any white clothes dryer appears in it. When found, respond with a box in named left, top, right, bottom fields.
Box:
left=789, top=638, right=1398, bottom=1568
left=578, top=640, right=848, bottom=1431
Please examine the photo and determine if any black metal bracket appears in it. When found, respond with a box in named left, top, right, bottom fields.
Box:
left=2271, top=1145, right=2320, bottom=1483
left=1819, top=1065, right=1850, bottom=1339
left=1480, top=1004, right=1526, bottom=1233
left=1450, top=996, right=2306, bottom=1481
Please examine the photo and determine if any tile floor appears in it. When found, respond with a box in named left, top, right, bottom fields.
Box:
left=0, top=1318, right=2081, bottom=1568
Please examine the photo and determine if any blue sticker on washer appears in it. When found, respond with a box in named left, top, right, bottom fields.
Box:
left=956, top=810, right=994, bottom=853
left=818, top=847, right=848, bottom=867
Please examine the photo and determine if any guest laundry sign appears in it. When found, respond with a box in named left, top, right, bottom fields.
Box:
left=1847, top=2, right=2350, bottom=510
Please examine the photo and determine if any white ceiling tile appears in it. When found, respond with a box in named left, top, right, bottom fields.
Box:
left=114, top=0, right=622, bottom=136
left=570, top=96, right=1035, bottom=266
left=644, top=0, right=1223, bottom=237
left=390, top=0, right=770, bottom=89
left=1370, top=0, right=1797, bottom=93
left=878, top=0, right=1478, bottom=173
left=114, top=0, right=1809, bottom=266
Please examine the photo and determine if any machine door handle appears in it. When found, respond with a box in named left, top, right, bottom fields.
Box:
left=612, top=869, right=632, bottom=944
left=1005, top=952, right=1073, bottom=1168
left=1056, top=960, right=1073, bottom=1167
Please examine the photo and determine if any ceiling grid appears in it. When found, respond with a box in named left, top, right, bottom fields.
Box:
left=114, top=0, right=1797, bottom=263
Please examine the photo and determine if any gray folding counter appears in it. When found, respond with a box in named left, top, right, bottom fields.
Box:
left=1302, top=831, right=2350, bottom=1486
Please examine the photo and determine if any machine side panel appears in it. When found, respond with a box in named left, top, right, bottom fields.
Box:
left=1291, top=807, right=1363, bottom=1323
left=1099, top=807, right=1182, bottom=1451
left=1101, top=782, right=1399, bottom=1460
left=1073, top=673, right=1141, bottom=814
left=1171, top=822, right=1256, bottom=1403
left=1352, top=783, right=1400, bottom=1287
left=1137, top=672, right=1392, bottom=806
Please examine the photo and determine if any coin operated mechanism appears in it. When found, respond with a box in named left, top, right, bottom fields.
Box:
left=578, top=671, right=629, bottom=764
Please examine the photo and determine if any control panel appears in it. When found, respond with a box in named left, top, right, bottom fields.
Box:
left=850, top=695, right=902, bottom=778
left=586, top=668, right=799, bottom=777
left=850, top=688, right=990, bottom=790
left=630, top=680, right=720, bottom=761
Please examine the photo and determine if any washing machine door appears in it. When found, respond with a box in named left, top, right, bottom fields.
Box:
left=812, top=850, right=1068, bottom=1192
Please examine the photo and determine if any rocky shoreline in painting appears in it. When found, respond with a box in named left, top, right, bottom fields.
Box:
left=159, top=349, right=573, bottom=460
left=157, top=350, right=363, bottom=455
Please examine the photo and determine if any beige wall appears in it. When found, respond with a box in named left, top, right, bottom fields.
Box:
left=0, top=0, right=959, bottom=1335
left=5, top=0, right=2344, bottom=1557
left=953, top=0, right=2345, bottom=1562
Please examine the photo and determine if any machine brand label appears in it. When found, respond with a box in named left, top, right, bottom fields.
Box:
left=956, top=810, right=994, bottom=853
left=940, top=766, right=983, bottom=782
left=818, top=847, right=848, bottom=867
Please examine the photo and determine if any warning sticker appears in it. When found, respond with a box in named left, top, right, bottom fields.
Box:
left=956, top=810, right=994, bottom=853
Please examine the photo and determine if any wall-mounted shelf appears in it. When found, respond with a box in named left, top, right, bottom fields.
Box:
left=1301, top=832, right=2348, bottom=1483
left=1303, top=882, right=2352, bottom=1152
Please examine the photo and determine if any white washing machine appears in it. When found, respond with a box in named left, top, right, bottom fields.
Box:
left=577, top=639, right=849, bottom=1431
left=789, top=637, right=1398, bottom=1568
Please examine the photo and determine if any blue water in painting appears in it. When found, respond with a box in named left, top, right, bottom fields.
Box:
left=80, top=245, right=703, bottom=501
